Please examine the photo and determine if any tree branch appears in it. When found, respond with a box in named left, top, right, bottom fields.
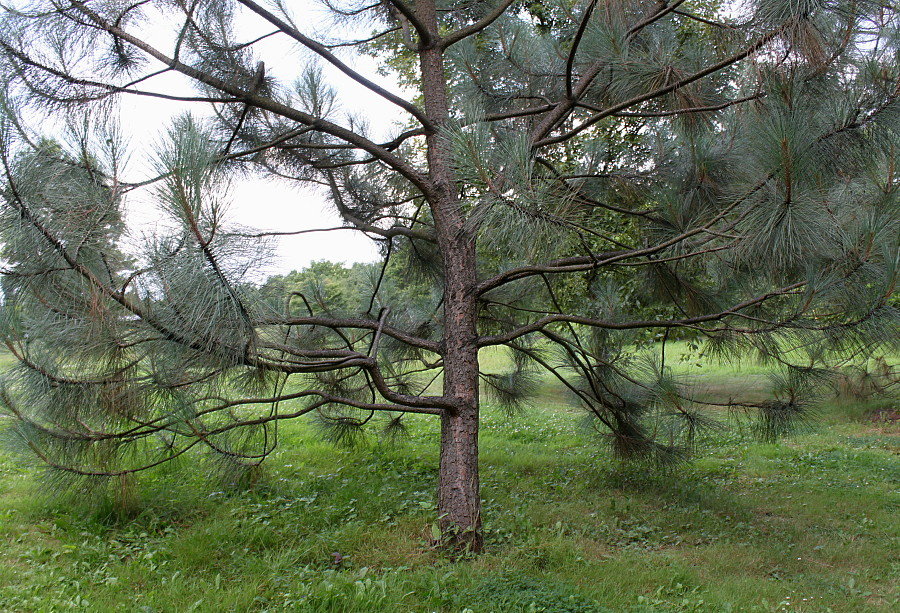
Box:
left=626, top=0, right=686, bottom=40
left=384, top=0, right=435, bottom=47
left=64, top=0, right=433, bottom=198
left=533, top=30, right=778, bottom=147
left=478, top=283, right=806, bottom=347
left=565, top=0, right=598, bottom=100
left=322, top=168, right=435, bottom=241
left=440, top=0, right=516, bottom=48
left=234, top=0, right=433, bottom=129
left=477, top=251, right=630, bottom=295
left=258, top=315, right=440, bottom=354
left=605, top=93, right=763, bottom=118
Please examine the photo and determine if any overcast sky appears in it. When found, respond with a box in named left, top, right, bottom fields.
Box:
left=117, top=3, right=406, bottom=278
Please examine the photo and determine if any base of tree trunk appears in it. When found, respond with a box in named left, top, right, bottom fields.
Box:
left=435, top=407, right=483, bottom=553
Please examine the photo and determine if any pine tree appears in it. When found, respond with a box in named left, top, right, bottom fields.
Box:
left=1, top=0, right=898, bottom=551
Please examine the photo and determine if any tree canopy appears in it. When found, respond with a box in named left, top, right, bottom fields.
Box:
left=1, top=0, right=898, bottom=551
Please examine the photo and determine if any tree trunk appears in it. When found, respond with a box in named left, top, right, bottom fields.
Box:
left=433, top=230, right=482, bottom=553
left=416, top=0, right=483, bottom=552
left=435, top=234, right=481, bottom=552
left=437, top=398, right=482, bottom=552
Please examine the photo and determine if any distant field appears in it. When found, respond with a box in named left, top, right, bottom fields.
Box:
left=0, top=345, right=897, bottom=612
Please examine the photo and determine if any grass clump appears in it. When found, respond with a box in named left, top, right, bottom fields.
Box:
left=460, top=572, right=611, bottom=613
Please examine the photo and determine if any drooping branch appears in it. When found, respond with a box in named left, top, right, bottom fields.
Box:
left=12, top=384, right=442, bottom=478
left=0, top=41, right=239, bottom=104
left=322, top=168, right=436, bottom=242
left=1, top=144, right=443, bottom=402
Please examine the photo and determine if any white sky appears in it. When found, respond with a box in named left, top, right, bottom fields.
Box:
left=116, top=2, right=409, bottom=278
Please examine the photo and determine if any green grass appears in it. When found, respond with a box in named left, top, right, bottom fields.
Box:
left=0, top=347, right=897, bottom=612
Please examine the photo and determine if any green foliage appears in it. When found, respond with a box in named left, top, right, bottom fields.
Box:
left=263, top=261, right=358, bottom=316
left=0, top=0, right=899, bottom=551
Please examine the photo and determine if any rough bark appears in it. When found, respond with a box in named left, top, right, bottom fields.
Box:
left=434, top=230, right=481, bottom=552
left=436, top=388, right=482, bottom=552
left=417, top=0, right=483, bottom=551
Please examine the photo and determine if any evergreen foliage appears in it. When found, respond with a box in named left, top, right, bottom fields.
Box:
left=0, top=0, right=898, bottom=550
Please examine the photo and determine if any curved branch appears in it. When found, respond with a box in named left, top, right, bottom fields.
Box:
left=323, top=168, right=435, bottom=241
left=476, top=176, right=766, bottom=296
left=673, top=9, right=741, bottom=30
left=477, top=251, right=629, bottom=295
left=482, top=104, right=556, bottom=123
left=440, top=0, right=516, bottom=48
left=565, top=0, right=598, bottom=100
left=605, top=93, right=763, bottom=118
left=0, top=40, right=238, bottom=104
left=361, top=357, right=457, bottom=411
left=13, top=385, right=442, bottom=478
left=533, top=30, right=778, bottom=147
left=323, top=26, right=401, bottom=49
left=201, top=389, right=443, bottom=420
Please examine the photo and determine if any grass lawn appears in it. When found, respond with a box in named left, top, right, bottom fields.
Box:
left=0, top=346, right=897, bottom=612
